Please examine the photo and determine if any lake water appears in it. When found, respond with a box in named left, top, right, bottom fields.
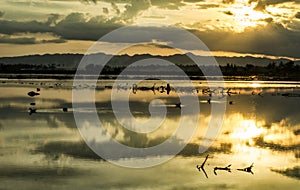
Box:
left=0, top=79, right=299, bottom=189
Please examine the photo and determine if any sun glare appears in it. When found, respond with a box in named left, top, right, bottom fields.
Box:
left=251, top=83, right=261, bottom=88
left=229, top=1, right=270, bottom=32
left=231, top=120, right=265, bottom=140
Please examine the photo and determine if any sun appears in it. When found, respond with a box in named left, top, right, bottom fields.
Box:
left=228, top=1, right=270, bottom=32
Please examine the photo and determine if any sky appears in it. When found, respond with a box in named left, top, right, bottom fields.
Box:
left=0, top=0, right=299, bottom=59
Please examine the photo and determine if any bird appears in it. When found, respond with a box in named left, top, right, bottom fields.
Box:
left=237, top=163, right=254, bottom=175
left=29, top=108, right=37, bottom=115
left=207, top=98, right=211, bottom=104
left=213, top=164, right=232, bottom=175
left=196, top=154, right=209, bottom=178
left=27, top=91, right=40, bottom=97
left=166, top=83, right=171, bottom=95
left=151, top=83, right=156, bottom=94
left=175, top=103, right=181, bottom=109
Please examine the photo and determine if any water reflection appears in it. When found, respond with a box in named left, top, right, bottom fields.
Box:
left=0, top=80, right=299, bottom=189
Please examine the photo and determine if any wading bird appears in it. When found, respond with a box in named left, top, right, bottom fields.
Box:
left=213, top=164, right=231, bottom=175
left=27, top=91, right=40, bottom=97
left=196, top=154, right=209, bottom=178
left=237, top=163, right=254, bottom=174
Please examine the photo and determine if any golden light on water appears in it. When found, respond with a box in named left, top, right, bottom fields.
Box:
left=231, top=119, right=265, bottom=140
left=251, top=82, right=262, bottom=88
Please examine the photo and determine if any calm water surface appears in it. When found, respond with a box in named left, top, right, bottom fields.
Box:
left=0, top=79, right=299, bottom=189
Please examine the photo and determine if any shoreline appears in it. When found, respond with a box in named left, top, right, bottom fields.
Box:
left=0, top=74, right=300, bottom=81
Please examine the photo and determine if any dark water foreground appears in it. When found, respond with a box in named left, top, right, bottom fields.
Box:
left=0, top=79, right=299, bottom=189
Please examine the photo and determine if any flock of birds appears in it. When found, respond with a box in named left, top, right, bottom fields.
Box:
left=25, top=82, right=266, bottom=114
left=25, top=82, right=299, bottom=115
left=196, top=155, right=254, bottom=178
left=27, top=88, right=68, bottom=115
left=27, top=88, right=40, bottom=115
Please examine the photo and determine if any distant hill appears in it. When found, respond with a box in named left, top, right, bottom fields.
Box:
left=0, top=53, right=297, bottom=69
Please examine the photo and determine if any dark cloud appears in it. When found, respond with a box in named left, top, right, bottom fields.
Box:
left=197, top=4, right=220, bottom=9
left=0, top=35, right=66, bottom=44
left=35, top=140, right=232, bottom=160
left=254, top=136, right=300, bottom=151
left=35, top=141, right=101, bottom=160
left=111, top=2, right=120, bottom=14
left=80, top=0, right=97, bottom=4
left=183, top=0, right=205, bottom=2
left=0, top=20, right=52, bottom=35
left=223, top=11, right=234, bottom=16
left=249, top=0, right=299, bottom=12
left=53, top=13, right=123, bottom=40
left=294, top=129, right=300, bottom=135
left=0, top=10, right=299, bottom=57
left=191, top=22, right=300, bottom=58
left=295, top=12, right=300, bottom=19
left=0, top=36, right=36, bottom=44
left=0, top=166, right=83, bottom=179
left=123, top=0, right=151, bottom=21
left=103, top=7, right=109, bottom=14
left=222, top=0, right=235, bottom=4
left=254, top=0, right=266, bottom=11
left=261, top=17, right=273, bottom=23
left=46, top=14, right=60, bottom=26
left=41, top=38, right=66, bottom=43
left=271, top=166, right=300, bottom=180
left=0, top=13, right=123, bottom=41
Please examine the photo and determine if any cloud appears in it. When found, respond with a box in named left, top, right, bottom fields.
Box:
left=46, top=14, right=60, bottom=26
left=103, top=7, right=109, bottom=14
left=53, top=13, right=123, bottom=40
left=253, top=0, right=266, bottom=11
left=80, top=0, right=97, bottom=4
left=0, top=166, right=83, bottom=178
left=222, top=0, right=235, bottom=4
left=111, top=2, right=120, bottom=14
left=249, top=0, right=299, bottom=12
left=261, top=17, right=273, bottom=23
left=122, top=0, right=151, bottom=21
left=197, top=3, right=220, bottom=9
left=223, top=11, right=234, bottom=15
left=0, top=9, right=299, bottom=57
left=0, top=33, right=66, bottom=44
left=35, top=139, right=232, bottom=160
left=183, top=0, right=205, bottom=2
left=271, top=166, right=300, bottom=180
left=190, top=22, right=300, bottom=58
left=0, top=36, right=36, bottom=44
left=0, top=13, right=123, bottom=41
left=150, top=0, right=186, bottom=10
left=294, top=129, right=300, bottom=135
left=0, top=20, right=52, bottom=35
left=254, top=136, right=300, bottom=151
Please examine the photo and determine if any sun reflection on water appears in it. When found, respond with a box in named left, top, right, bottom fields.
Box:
left=231, top=119, right=265, bottom=140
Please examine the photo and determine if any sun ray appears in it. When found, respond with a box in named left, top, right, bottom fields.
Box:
left=227, top=0, right=271, bottom=32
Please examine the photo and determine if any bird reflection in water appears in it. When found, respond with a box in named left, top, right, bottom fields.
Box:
left=196, top=154, right=209, bottom=178
left=237, top=163, right=254, bottom=175
left=213, top=164, right=232, bottom=175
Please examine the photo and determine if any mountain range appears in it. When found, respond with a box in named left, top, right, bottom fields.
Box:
left=0, top=53, right=298, bottom=69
